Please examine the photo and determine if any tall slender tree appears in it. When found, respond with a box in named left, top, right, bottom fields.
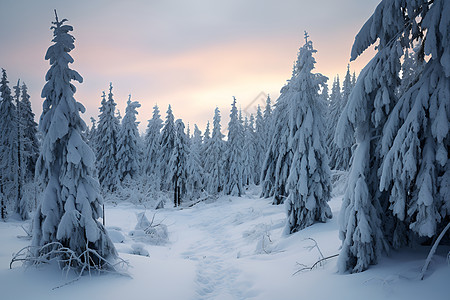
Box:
left=204, top=107, right=225, bottom=195
left=96, top=85, right=120, bottom=192
left=186, top=124, right=204, bottom=200
left=13, top=80, right=28, bottom=220
left=20, top=82, right=39, bottom=182
left=116, top=95, right=141, bottom=182
left=0, top=69, right=18, bottom=212
left=261, top=79, right=293, bottom=204
left=170, top=119, right=189, bottom=206
left=144, top=104, right=163, bottom=191
left=160, top=105, right=176, bottom=191
left=32, top=12, right=116, bottom=265
left=283, top=32, right=332, bottom=234
left=224, top=97, right=244, bottom=196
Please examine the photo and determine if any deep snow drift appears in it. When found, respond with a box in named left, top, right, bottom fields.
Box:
left=1, top=185, right=449, bottom=300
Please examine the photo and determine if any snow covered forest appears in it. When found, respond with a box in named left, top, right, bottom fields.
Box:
left=0, top=1, right=449, bottom=299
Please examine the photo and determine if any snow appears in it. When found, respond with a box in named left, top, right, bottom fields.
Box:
left=2, top=181, right=449, bottom=299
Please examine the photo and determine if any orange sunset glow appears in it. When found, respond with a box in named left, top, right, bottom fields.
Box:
left=1, top=0, right=378, bottom=132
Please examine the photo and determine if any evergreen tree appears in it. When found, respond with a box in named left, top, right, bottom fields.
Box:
left=86, top=117, right=97, bottom=151
left=335, top=0, right=410, bottom=273
left=160, top=105, right=176, bottom=191
left=186, top=125, right=204, bottom=199
left=116, top=95, right=141, bottom=182
left=254, top=105, right=265, bottom=185
left=170, top=119, right=189, bottom=206
left=242, top=115, right=258, bottom=186
left=379, top=0, right=449, bottom=246
left=0, top=69, right=18, bottom=211
left=144, top=104, right=163, bottom=191
left=257, top=95, right=273, bottom=183
left=283, top=32, right=332, bottom=234
left=186, top=124, right=204, bottom=200
left=261, top=79, right=294, bottom=204
left=20, top=82, right=39, bottom=182
left=204, top=107, right=225, bottom=195
left=97, top=85, right=120, bottom=192
left=330, top=66, right=353, bottom=171
left=326, top=76, right=342, bottom=169
left=32, top=13, right=116, bottom=266
left=13, top=80, right=28, bottom=220
left=224, top=97, right=244, bottom=196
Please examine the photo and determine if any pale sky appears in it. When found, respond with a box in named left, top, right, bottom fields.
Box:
left=0, top=0, right=380, bottom=133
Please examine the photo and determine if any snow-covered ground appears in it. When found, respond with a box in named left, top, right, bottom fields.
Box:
left=1, top=186, right=449, bottom=300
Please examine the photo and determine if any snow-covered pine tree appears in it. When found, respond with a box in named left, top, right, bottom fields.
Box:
left=117, top=95, right=141, bottom=182
left=0, top=69, right=19, bottom=212
left=260, top=71, right=294, bottom=204
left=170, top=119, right=189, bottom=207
left=204, top=107, right=225, bottom=195
left=254, top=105, right=265, bottom=185
left=242, top=115, right=257, bottom=186
left=144, top=104, right=163, bottom=191
left=203, top=121, right=211, bottom=143
left=336, top=0, right=407, bottom=273
left=20, top=82, right=39, bottom=182
left=13, top=79, right=28, bottom=220
left=86, top=117, right=97, bottom=151
left=330, top=66, right=354, bottom=171
left=160, top=105, right=176, bottom=191
left=284, top=32, right=332, bottom=234
left=224, top=97, right=244, bottom=196
left=96, top=85, right=120, bottom=192
left=379, top=0, right=449, bottom=245
left=186, top=124, right=204, bottom=200
left=32, top=12, right=116, bottom=266
left=258, top=95, right=273, bottom=181
left=326, top=76, right=342, bottom=170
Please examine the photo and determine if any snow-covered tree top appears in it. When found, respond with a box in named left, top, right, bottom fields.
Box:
left=40, top=11, right=85, bottom=139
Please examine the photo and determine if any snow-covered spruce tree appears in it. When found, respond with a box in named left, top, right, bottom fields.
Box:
left=224, top=97, right=244, bottom=196
left=284, top=32, right=332, bottom=234
left=96, top=85, right=120, bottom=192
left=242, top=115, right=258, bottom=186
left=144, top=104, right=163, bottom=191
left=170, top=119, right=189, bottom=207
left=254, top=105, right=265, bottom=185
left=0, top=69, right=19, bottom=211
left=325, top=76, right=342, bottom=170
left=86, top=117, right=97, bottom=151
left=186, top=124, right=204, bottom=200
left=260, top=69, right=295, bottom=204
left=204, top=107, right=225, bottom=195
left=379, top=0, right=449, bottom=245
left=20, top=82, right=39, bottom=182
left=336, top=0, right=409, bottom=273
left=116, top=95, right=141, bottom=182
left=160, top=105, right=176, bottom=191
left=330, top=66, right=354, bottom=171
left=13, top=80, right=28, bottom=220
left=32, top=13, right=117, bottom=266
left=255, top=95, right=273, bottom=184
left=263, top=95, right=273, bottom=149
